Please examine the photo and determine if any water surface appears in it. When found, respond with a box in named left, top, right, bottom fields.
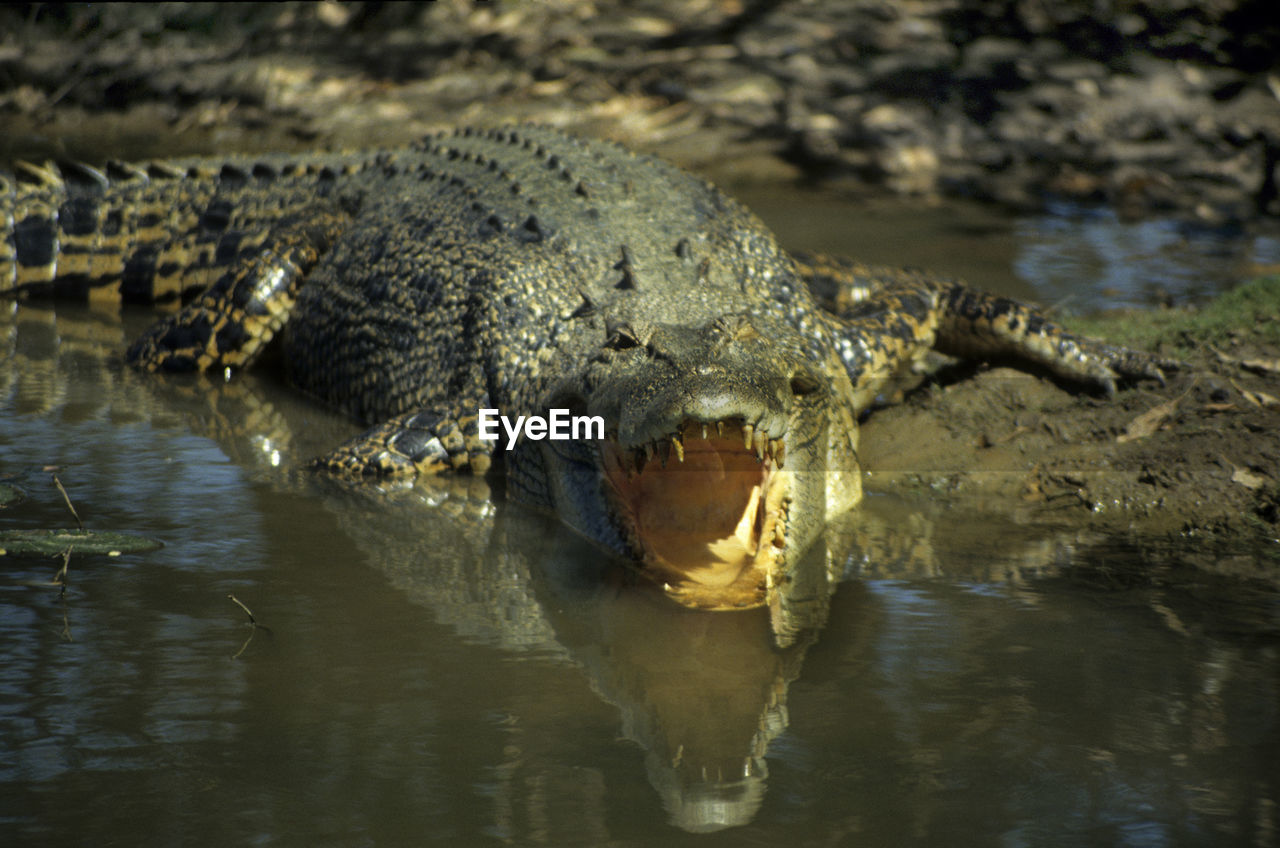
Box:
left=736, top=186, right=1280, bottom=309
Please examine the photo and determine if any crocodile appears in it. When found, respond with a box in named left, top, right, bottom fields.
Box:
left=0, top=124, right=1174, bottom=610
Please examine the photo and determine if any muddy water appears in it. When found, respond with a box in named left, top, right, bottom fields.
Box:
left=2, top=196, right=1278, bottom=846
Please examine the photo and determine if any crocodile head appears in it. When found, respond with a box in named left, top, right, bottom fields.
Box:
left=533, top=313, right=862, bottom=611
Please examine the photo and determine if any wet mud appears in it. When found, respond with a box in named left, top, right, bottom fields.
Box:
left=861, top=278, right=1280, bottom=546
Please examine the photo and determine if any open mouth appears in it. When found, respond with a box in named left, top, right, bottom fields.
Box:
left=601, top=419, right=790, bottom=610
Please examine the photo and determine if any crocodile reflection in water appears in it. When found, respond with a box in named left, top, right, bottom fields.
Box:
left=327, top=472, right=851, bottom=833
left=321, top=467, right=1098, bottom=832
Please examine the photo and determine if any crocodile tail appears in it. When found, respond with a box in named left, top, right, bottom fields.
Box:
left=0, top=154, right=339, bottom=306
left=2, top=158, right=216, bottom=303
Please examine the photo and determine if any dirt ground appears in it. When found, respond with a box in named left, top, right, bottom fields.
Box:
left=2, top=2, right=1279, bottom=547
left=858, top=284, right=1280, bottom=544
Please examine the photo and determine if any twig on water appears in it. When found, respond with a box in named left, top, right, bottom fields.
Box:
left=54, top=547, right=71, bottom=597
left=55, top=548, right=74, bottom=640
left=227, top=594, right=270, bottom=659
left=49, top=473, right=84, bottom=532
left=17, top=546, right=75, bottom=593
left=227, top=593, right=257, bottom=625
left=59, top=597, right=73, bottom=643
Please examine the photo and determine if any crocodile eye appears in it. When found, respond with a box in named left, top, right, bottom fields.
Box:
left=790, top=371, right=821, bottom=397
left=605, top=323, right=641, bottom=350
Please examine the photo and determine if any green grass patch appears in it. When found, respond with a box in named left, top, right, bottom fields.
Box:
left=1064, top=275, right=1280, bottom=354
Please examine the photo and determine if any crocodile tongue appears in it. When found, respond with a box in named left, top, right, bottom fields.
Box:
left=601, top=420, right=789, bottom=609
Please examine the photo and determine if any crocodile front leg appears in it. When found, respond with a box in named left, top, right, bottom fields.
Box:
left=931, top=285, right=1179, bottom=395
left=317, top=407, right=495, bottom=478
left=795, top=252, right=1180, bottom=409
left=127, top=210, right=348, bottom=373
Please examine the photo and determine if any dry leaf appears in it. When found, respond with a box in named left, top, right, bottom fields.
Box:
left=1240, top=357, right=1280, bottom=376
left=1117, top=398, right=1178, bottom=443
left=1230, top=379, right=1280, bottom=408
left=1246, top=389, right=1280, bottom=407
left=1212, top=347, right=1280, bottom=376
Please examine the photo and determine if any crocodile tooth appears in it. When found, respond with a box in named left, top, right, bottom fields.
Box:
left=657, top=439, right=671, bottom=468
left=634, top=447, right=648, bottom=474
left=742, top=423, right=754, bottom=450
left=716, top=421, right=725, bottom=437
left=701, top=423, right=708, bottom=441
left=645, top=442, right=656, bottom=464
left=775, top=440, right=786, bottom=469
left=671, top=436, right=685, bottom=463
left=614, top=444, right=635, bottom=478
left=753, top=432, right=765, bottom=461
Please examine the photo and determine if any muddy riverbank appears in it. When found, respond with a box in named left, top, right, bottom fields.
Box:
left=3, top=1, right=1279, bottom=225
left=860, top=275, right=1280, bottom=548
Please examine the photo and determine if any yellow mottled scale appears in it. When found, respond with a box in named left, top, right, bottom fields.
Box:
left=7, top=162, right=64, bottom=288
left=0, top=153, right=348, bottom=307
left=125, top=208, right=349, bottom=373
left=55, top=216, right=102, bottom=279
left=82, top=175, right=131, bottom=300
left=795, top=251, right=1179, bottom=399
left=791, top=252, right=953, bottom=317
